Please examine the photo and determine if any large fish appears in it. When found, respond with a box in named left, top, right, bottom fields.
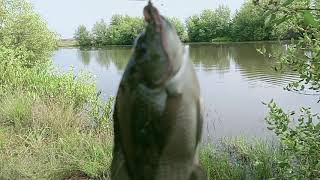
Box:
left=111, top=2, right=205, bottom=180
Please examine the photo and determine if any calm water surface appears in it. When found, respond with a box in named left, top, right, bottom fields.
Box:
left=53, top=43, right=318, bottom=141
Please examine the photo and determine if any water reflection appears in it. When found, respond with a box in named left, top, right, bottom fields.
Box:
left=190, top=44, right=231, bottom=72
left=230, top=43, right=298, bottom=87
left=78, top=50, right=91, bottom=65
left=53, top=43, right=317, bottom=141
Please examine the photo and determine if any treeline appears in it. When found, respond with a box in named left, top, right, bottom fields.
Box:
left=74, top=15, right=187, bottom=47
left=74, top=2, right=299, bottom=47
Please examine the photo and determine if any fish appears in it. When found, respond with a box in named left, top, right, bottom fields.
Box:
left=111, top=2, right=205, bottom=180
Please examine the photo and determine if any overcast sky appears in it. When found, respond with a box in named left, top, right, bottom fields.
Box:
left=28, top=0, right=246, bottom=38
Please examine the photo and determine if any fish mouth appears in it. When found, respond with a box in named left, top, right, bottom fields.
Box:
left=143, top=1, right=162, bottom=32
left=143, top=2, right=173, bottom=86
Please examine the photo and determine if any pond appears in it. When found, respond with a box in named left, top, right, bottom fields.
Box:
left=53, top=42, right=318, bottom=141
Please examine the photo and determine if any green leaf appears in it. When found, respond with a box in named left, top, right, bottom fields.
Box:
left=303, top=11, right=318, bottom=27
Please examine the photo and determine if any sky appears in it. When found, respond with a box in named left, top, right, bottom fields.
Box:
left=28, top=0, right=246, bottom=39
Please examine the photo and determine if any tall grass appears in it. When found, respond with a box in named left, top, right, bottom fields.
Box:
left=200, top=138, right=283, bottom=180
left=0, top=46, right=114, bottom=179
left=0, top=85, right=114, bottom=179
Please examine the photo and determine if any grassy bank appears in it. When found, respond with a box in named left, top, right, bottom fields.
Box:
left=200, top=138, right=283, bottom=180
left=0, top=58, right=115, bottom=179
left=0, top=93, right=114, bottom=179
left=0, top=104, right=283, bottom=180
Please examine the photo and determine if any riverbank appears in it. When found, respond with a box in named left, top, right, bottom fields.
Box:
left=58, top=39, right=289, bottom=48
left=0, top=100, right=282, bottom=180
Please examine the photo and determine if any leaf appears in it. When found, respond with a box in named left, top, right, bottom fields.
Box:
left=282, top=0, right=295, bottom=7
left=303, top=11, right=318, bottom=27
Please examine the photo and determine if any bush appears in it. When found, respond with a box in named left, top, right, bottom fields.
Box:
left=266, top=102, right=320, bottom=179
left=0, top=0, right=57, bottom=68
left=258, top=0, right=320, bottom=178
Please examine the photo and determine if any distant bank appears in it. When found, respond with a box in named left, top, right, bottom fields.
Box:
left=58, top=39, right=79, bottom=47
left=57, top=39, right=290, bottom=48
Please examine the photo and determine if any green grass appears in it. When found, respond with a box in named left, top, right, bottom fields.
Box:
left=0, top=44, right=114, bottom=179
left=0, top=92, right=114, bottom=179
left=200, top=138, right=283, bottom=180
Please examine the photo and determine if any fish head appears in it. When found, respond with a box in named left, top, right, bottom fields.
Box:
left=132, top=2, right=183, bottom=88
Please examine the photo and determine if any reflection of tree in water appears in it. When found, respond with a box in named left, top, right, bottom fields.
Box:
left=94, top=50, right=112, bottom=68
left=95, top=47, right=131, bottom=71
left=77, top=49, right=91, bottom=65
left=189, top=44, right=231, bottom=72
left=230, top=42, right=297, bottom=86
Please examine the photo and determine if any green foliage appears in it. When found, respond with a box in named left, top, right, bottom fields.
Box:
left=266, top=102, right=320, bottom=179
left=92, top=19, right=109, bottom=46
left=0, top=0, right=57, bottom=68
left=0, top=93, right=113, bottom=179
left=74, top=25, right=93, bottom=47
left=200, top=138, right=283, bottom=180
left=186, top=6, right=231, bottom=42
left=167, top=17, right=188, bottom=42
left=73, top=2, right=309, bottom=46
left=0, top=0, right=113, bottom=179
left=89, top=15, right=144, bottom=46
left=232, top=2, right=274, bottom=41
left=259, top=0, right=320, bottom=93
left=258, top=0, right=320, bottom=178
left=77, top=15, right=189, bottom=47
left=106, top=15, right=144, bottom=45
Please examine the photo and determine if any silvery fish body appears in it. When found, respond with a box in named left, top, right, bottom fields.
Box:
left=111, top=3, right=204, bottom=180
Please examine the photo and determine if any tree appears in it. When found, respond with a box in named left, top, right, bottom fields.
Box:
left=167, top=17, right=188, bottom=42
left=92, top=19, right=108, bottom=47
left=186, top=6, right=231, bottom=42
left=106, top=15, right=144, bottom=45
left=232, top=2, right=274, bottom=41
left=74, top=25, right=92, bottom=47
